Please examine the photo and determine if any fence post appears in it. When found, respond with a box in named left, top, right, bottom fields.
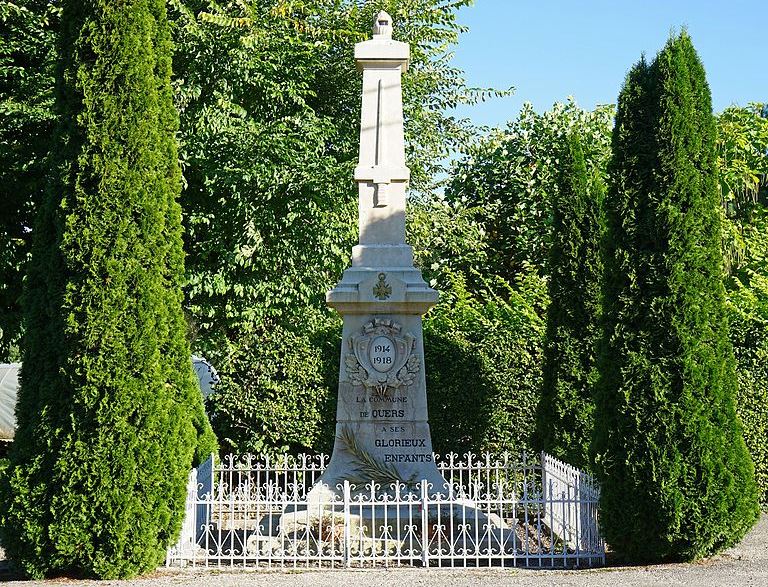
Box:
left=420, top=479, right=429, bottom=567
left=343, top=480, right=351, bottom=568
left=540, top=451, right=548, bottom=524
left=196, top=453, right=214, bottom=547
left=166, top=464, right=199, bottom=566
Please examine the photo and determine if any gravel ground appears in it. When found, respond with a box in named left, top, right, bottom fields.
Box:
left=1, top=514, right=766, bottom=586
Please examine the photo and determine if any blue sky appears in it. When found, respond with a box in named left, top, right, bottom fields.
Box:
left=451, top=0, right=766, bottom=128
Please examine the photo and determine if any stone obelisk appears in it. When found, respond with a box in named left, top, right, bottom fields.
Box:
left=313, top=11, right=445, bottom=497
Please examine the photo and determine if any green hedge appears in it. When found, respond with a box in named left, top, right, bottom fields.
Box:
left=719, top=105, right=768, bottom=508
left=205, top=312, right=340, bottom=456
left=535, top=133, right=603, bottom=470
left=204, top=270, right=546, bottom=460
left=730, top=308, right=768, bottom=507
left=728, top=266, right=768, bottom=507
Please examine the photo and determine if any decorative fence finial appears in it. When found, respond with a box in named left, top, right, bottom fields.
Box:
left=373, top=10, right=393, bottom=38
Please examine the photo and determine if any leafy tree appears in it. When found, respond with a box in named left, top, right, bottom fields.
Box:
left=718, top=103, right=768, bottom=505
left=446, top=100, right=613, bottom=283
left=535, top=133, right=604, bottom=470
left=718, top=103, right=768, bottom=271
left=0, top=0, right=505, bottom=455
left=428, top=102, right=612, bottom=460
left=402, top=178, right=548, bottom=455
left=593, top=33, right=759, bottom=562
left=171, top=0, right=359, bottom=346
left=169, top=0, right=505, bottom=454
left=171, top=0, right=501, bottom=334
left=0, top=0, right=216, bottom=578
left=408, top=195, right=489, bottom=292
left=0, top=0, right=59, bottom=360
left=407, top=192, right=548, bottom=455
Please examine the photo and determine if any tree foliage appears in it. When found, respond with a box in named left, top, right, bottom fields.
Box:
left=593, top=33, right=759, bottom=562
left=0, top=0, right=59, bottom=360
left=424, top=270, right=547, bottom=456
left=169, top=0, right=504, bottom=454
left=446, top=100, right=613, bottom=282
left=171, top=0, right=359, bottom=344
left=0, top=0, right=215, bottom=578
left=535, top=133, right=604, bottom=470
left=427, top=101, right=612, bottom=460
left=719, top=103, right=768, bottom=505
left=0, top=0, right=503, bottom=456
left=718, top=103, right=768, bottom=271
left=407, top=195, right=489, bottom=291
left=172, top=0, right=500, bottom=334
left=412, top=101, right=613, bottom=457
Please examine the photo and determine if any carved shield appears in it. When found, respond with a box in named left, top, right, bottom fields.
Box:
left=345, top=319, right=419, bottom=393
left=352, top=331, right=412, bottom=386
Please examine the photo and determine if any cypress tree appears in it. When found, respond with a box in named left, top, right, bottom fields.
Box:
left=535, top=133, right=604, bottom=469
left=0, top=0, right=217, bottom=578
left=592, top=32, right=759, bottom=562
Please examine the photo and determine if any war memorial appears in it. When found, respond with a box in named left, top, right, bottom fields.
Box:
left=315, top=10, right=445, bottom=496
left=162, top=13, right=603, bottom=569
left=2, top=1, right=761, bottom=577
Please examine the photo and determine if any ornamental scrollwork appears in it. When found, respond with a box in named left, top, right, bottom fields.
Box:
left=344, top=318, right=419, bottom=396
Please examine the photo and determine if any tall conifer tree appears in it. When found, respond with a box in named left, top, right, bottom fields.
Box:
left=536, top=133, right=604, bottom=469
left=593, top=32, right=758, bottom=562
left=0, top=0, right=216, bottom=578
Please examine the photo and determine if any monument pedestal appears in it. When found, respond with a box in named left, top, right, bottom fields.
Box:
left=307, top=265, right=445, bottom=501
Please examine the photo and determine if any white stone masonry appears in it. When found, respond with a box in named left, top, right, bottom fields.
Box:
left=316, top=11, right=443, bottom=497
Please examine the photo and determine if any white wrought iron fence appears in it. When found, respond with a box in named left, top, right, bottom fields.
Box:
left=540, top=453, right=601, bottom=553
left=166, top=451, right=605, bottom=569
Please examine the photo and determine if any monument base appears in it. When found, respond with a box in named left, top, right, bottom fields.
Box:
left=263, top=501, right=519, bottom=559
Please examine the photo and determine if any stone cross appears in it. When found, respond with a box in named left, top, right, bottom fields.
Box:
left=354, top=10, right=409, bottom=227
left=339, top=10, right=418, bottom=272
